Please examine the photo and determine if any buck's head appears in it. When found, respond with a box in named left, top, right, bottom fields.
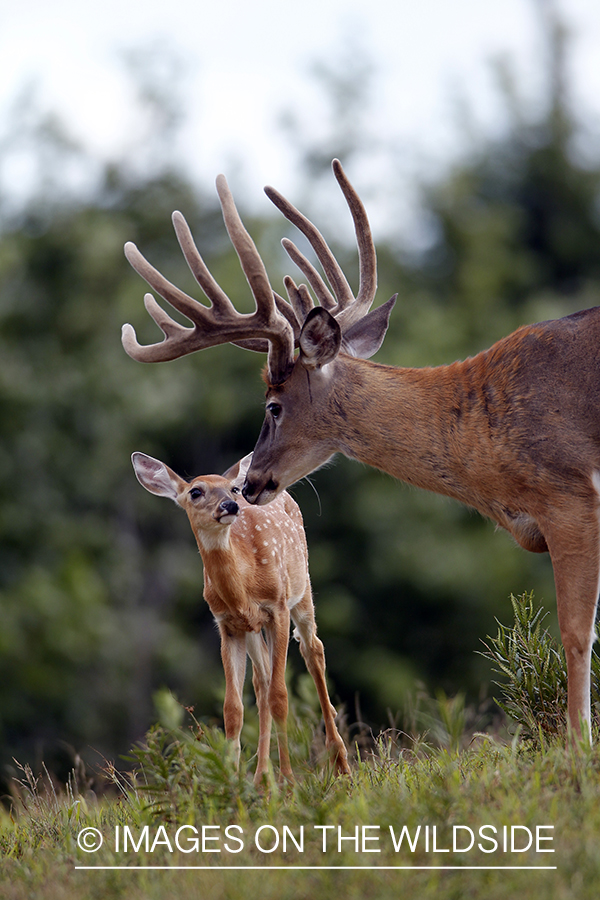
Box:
left=132, top=452, right=252, bottom=546
left=242, top=302, right=395, bottom=505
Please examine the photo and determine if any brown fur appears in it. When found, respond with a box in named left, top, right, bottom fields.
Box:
left=245, top=307, right=600, bottom=737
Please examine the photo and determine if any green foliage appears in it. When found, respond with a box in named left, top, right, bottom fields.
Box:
left=0, top=158, right=273, bottom=774
left=117, top=679, right=343, bottom=824
left=480, top=592, right=600, bottom=739
left=4, top=722, right=600, bottom=898
left=125, top=722, right=257, bottom=821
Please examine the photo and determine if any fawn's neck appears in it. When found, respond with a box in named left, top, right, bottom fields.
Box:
left=194, top=528, right=249, bottom=604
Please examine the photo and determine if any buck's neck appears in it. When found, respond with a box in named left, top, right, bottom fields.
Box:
left=329, top=352, right=508, bottom=515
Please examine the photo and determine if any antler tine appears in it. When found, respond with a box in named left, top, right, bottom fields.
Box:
left=274, top=290, right=304, bottom=344
left=171, top=210, right=241, bottom=320
left=282, top=276, right=315, bottom=325
left=122, top=240, right=273, bottom=358
left=281, top=238, right=337, bottom=312
left=215, top=175, right=297, bottom=382
left=124, top=239, right=214, bottom=328
left=122, top=241, right=226, bottom=362
left=216, top=176, right=283, bottom=330
left=331, top=159, right=377, bottom=323
left=174, top=209, right=302, bottom=353
left=122, top=184, right=297, bottom=383
left=217, top=175, right=296, bottom=384
left=264, top=185, right=355, bottom=313
left=264, top=159, right=378, bottom=332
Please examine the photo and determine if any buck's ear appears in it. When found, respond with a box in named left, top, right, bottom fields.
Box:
left=222, top=452, right=253, bottom=487
left=341, top=294, right=397, bottom=359
left=132, top=452, right=182, bottom=501
left=299, top=307, right=342, bottom=370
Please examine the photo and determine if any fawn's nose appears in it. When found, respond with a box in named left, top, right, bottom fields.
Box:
left=219, top=499, right=239, bottom=517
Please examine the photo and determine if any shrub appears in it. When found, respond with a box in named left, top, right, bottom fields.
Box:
left=480, top=591, right=600, bottom=740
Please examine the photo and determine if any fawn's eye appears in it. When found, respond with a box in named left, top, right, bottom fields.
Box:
left=189, top=487, right=204, bottom=500
left=231, top=486, right=241, bottom=494
left=267, top=402, right=282, bottom=419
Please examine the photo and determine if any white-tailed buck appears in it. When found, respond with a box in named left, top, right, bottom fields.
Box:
left=131, top=451, right=350, bottom=783
left=123, top=160, right=600, bottom=738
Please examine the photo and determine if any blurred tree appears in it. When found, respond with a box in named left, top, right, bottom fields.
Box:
left=278, top=35, right=376, bottom=184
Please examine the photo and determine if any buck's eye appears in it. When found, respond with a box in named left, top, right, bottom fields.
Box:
left=189, top=487, right=204, bottom=500
left=267, top=402, right=282, bottom=419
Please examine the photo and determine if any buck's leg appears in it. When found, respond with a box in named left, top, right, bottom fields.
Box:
left=246, top=631, right=273, bottom=785
left=544, top=501, right=600, bottom=739
left=218, top=625, right=247, bottom=766
left=264, top=607, right=294, bottom=782
left=291, top=590, right=351, bottom=775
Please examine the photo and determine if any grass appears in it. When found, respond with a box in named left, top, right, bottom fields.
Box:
left=2, top=593, right=600, bottom=899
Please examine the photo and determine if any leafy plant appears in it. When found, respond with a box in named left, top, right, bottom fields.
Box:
left=480, top=591, right=600, bottom=739
left=120, top=719, right=258, bottom=822
left=108, top=678, right=340, bottom=824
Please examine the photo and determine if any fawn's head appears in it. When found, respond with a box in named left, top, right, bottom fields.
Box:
left=132, top=452, right=252, bottom=544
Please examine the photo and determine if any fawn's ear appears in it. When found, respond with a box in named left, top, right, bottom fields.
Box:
left=222, top=452, right=253, bottom=487
left=132, top=452, right=182, bottom=501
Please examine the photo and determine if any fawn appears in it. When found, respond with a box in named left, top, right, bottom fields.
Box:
left=132, top=450, right=350, bottom=783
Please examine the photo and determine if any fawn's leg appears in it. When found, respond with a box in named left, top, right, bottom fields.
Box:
left=218, top=626, right=247, bottom=765
left=264, top=606, right=293, bottom=782
left=291, top=589, right=351, bottom=775
left=246, top=631, right=273, bottom=784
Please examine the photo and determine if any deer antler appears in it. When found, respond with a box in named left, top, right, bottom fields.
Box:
left=264, top=159, right=378, bottom=333
left=122, top=160, right=389, bottom=381
left=121, top=176, right=296, bottom=384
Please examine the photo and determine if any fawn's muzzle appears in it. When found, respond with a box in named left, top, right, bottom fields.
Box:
left=216, top=499, right=239, bottom=523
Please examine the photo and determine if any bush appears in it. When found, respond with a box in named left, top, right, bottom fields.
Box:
left=480, top=591, right=600, bottom=740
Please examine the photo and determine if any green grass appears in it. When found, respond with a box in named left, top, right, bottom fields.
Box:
left=3, top=719, right=600, bottom=898
left=2, top=594, right=600, bottom=899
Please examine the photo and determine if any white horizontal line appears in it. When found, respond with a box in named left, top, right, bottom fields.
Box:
left=75, top=865, right=557, bottom=871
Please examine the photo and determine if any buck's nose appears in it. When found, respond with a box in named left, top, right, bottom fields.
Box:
left=243, top=476, right=279, bottom=505
left=242, top=479, right=259, bottom=503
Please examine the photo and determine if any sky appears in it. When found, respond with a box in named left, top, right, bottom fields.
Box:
left=1, top=0, right=600, bottom=233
